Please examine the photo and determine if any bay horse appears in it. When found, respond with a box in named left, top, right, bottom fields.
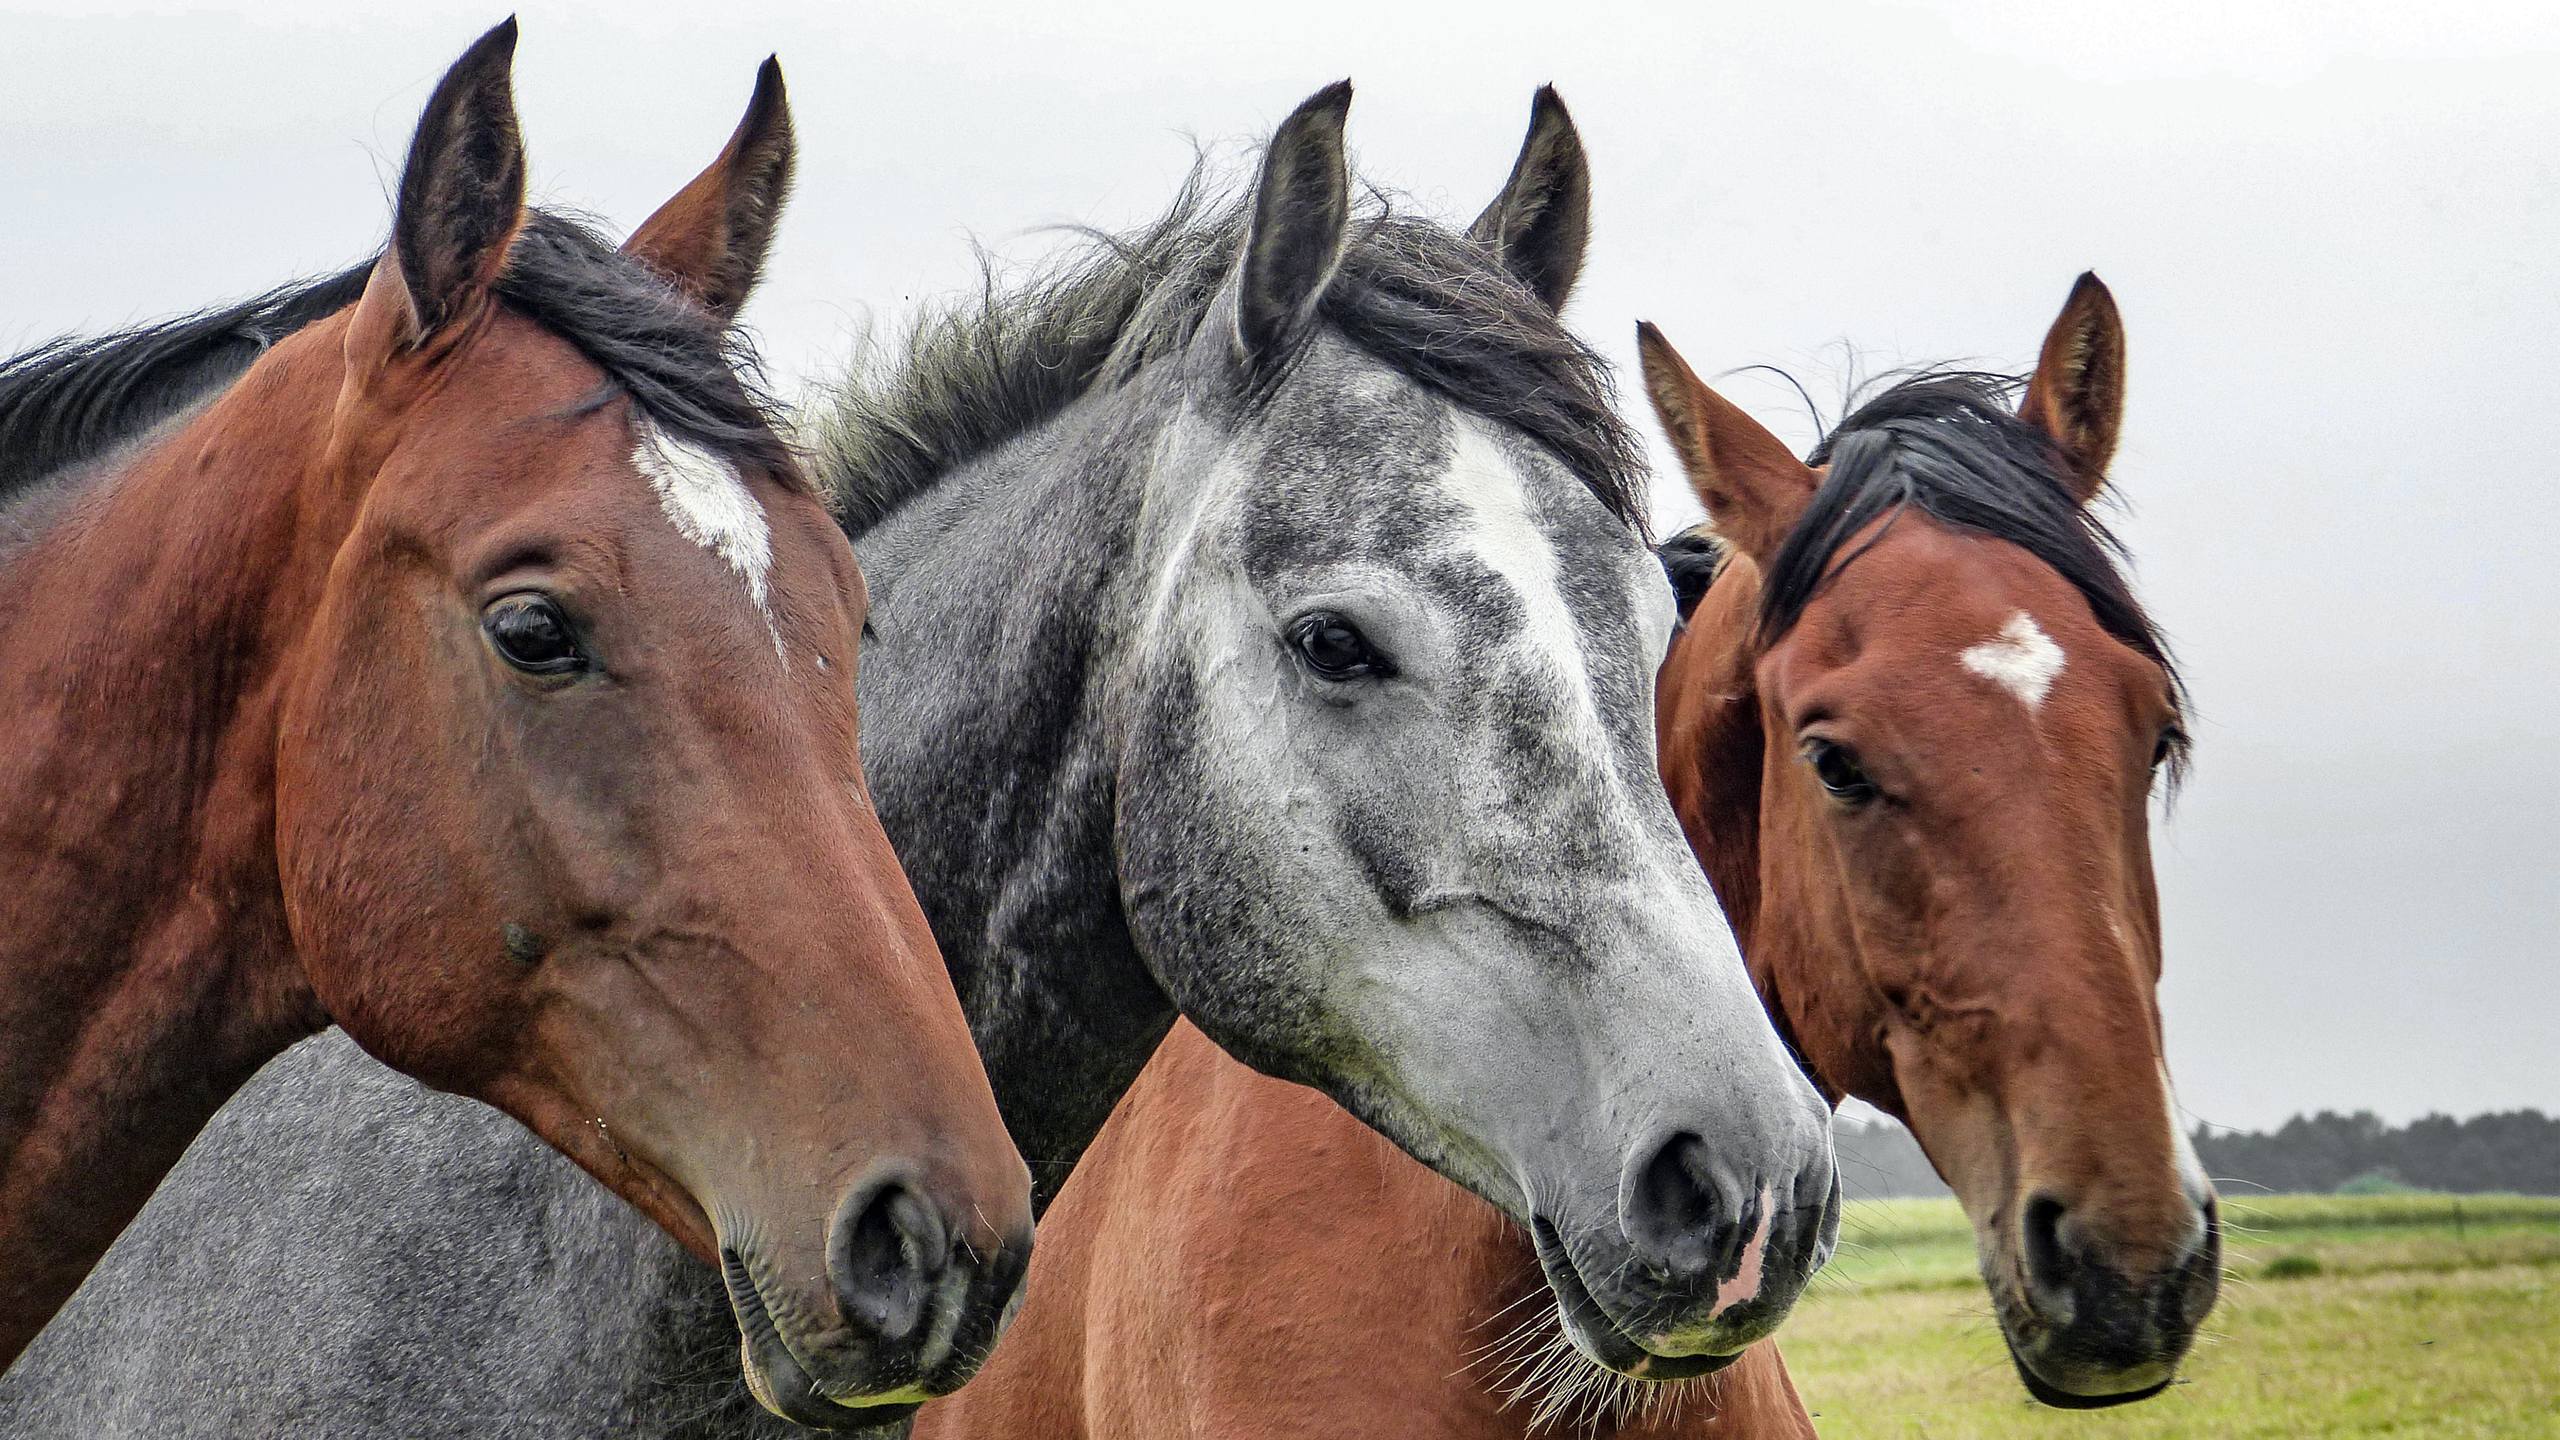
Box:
left=917, top=276, right=2221, bottom=1438
left=0, top=24, right=1033, bottom=1423
left=0, top=85, right=1838, bottom=1436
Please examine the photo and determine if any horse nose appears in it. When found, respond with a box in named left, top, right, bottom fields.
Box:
left=2021, top=1192, right=2076, bottom=1317
left=1634, top=1132, right=1824, bottom=1287
left=2020, top=1188, right=2219, bottom=1339
left=1624, top=1132, right=1742, bottom=1278
left=1623, top=1129, right=1838, bottom=1303
left=828, top=1167, right=957, bottom=1347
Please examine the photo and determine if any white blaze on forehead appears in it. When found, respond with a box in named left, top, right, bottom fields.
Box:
left=1437, top=417, right=1601, bottom=717
left=1960, top=610, right=2066, bottom=709
left=631, top=421, right=782, bottom=655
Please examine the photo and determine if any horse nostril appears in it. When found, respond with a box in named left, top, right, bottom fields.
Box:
left=1626, top=1132, right=1731, bottom=1276
left=828, top=1172, right=952, bottom=1344
left=2021, top=1193, right=2074, bottom=1297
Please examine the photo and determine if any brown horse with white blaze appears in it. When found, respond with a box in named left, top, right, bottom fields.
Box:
left=0, top=24, right=1030, bottom=1424
left=922, top=275, right=2216, bottom=1437
left=1643, top=281, right=2218, bottom=1410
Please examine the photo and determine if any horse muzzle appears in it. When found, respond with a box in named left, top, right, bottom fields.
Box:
left=722, top=1165, right=1034, bottom=1429
left=1530, top=1137, right=1840, bottom=1379
left=1996, top=1192, right=2221, bottom=1407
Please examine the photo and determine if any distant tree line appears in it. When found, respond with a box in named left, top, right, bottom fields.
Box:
left=1831, top=1109, right=2560, bottom=1199
left=2190, top=1109, right=2560, bottom=1196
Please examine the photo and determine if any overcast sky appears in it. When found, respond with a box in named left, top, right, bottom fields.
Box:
left=5, top=0, right=2552, bottom=1133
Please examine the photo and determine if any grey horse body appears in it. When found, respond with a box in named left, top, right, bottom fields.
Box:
left=2, top=1032, right=755, bottom=1438
left=2, top=92, right=1838, bottom=1435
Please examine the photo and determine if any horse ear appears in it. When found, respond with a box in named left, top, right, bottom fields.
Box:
left=1636, top=322, right=1817, bottom=566
left=1469, top=86, right=1590, bottom=313
left=2018, top=272, right=2126, bottom=504
left=624, top=57, right=797, bottom=322
left=1234, top=81, right=1353, bottom=369
left=379, top=19, right=527, bottom=345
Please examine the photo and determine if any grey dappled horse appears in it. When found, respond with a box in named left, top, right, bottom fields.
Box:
left=1, top=86, right=1837, bottom=1434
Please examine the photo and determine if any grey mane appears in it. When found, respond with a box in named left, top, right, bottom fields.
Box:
left=809, top=163, right=1646, bottom=537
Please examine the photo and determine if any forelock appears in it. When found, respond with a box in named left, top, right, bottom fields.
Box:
left=1761, top=370, right=2190, bottom=778
left=493, top=213, right=798, bottom=487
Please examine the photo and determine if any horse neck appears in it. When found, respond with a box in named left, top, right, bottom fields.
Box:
left=852, top=384, right=1185, bottom=1211
left=0, top=319, right=352, bottom=1353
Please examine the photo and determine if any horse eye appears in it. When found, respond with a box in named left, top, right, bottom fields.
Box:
left=1804, top=739, right=1879, bottom=805
left=483, top=593, right=584, bottom=675
left=1288, top=611, right=1393, bottom=682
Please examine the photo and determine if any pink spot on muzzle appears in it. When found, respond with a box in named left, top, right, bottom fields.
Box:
left=1713, top=1186, right=1774, bottom=1316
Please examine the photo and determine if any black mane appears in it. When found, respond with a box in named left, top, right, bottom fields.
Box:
left=809, top=166, right=1645, bottom=536
left=493, top=213, right=795, bottom=484
left=0, top=210, right=794, bottom=514
left=1658, top=524, right=1726, bottom=620
left=0, top=264, right=373, bottom=499
left=1761, top=371, right=2189, bottom=768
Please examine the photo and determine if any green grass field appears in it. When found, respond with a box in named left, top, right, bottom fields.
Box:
left=1780, top=1194, right=2560, bottom=1438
